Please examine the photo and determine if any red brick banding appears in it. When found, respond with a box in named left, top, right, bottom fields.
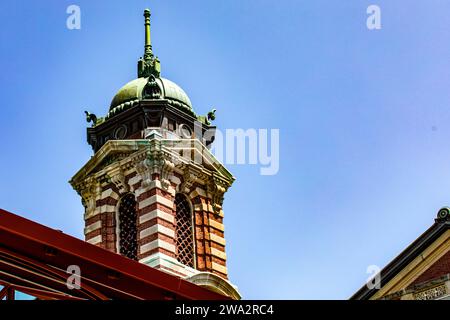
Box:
left=138, top=218, right=175, bottom=231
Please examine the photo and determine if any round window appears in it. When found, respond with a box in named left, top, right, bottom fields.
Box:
left=114, top=125, right=128, bottom=139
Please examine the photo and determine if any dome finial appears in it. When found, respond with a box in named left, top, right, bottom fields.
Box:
left=138, top=9, right=161, bottom=78
left=143, top=9, right=152, bottom=60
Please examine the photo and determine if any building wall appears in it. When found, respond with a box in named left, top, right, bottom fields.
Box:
left=76, top=139, right=231, bottom=280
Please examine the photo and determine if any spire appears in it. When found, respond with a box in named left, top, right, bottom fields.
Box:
left=138, top=9, right=160, bottom=78
left=143, top=9, right=152, bottom=60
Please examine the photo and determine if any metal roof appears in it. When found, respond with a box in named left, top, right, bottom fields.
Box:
left=351, top=208, right=450, bottom=300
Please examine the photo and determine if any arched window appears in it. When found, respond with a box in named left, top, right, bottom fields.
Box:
left=174, top=193, right=195, bottom=268
left=117, top=193, right=138, bottom=260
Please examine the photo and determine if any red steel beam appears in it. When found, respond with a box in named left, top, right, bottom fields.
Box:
left=0, top=285, right=10, bottom=300
left=0, top=246, right=108, bottom=300
left=7, top=287, right=15, bottom=300
left=0, top=208, right=228, bottom=300
left=10, top=283, right=85, bottom=300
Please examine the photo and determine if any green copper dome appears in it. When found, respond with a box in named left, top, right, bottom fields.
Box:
left=84, top=9, right=215, bottom=131
left=107, top=76, right=194, bottom=119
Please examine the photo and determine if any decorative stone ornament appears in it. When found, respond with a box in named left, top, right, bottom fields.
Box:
left=143, top=75, right=162, bottom=99
left=76, top=176, right=101, bottom=218
left=132, top=151, right=175, bottom=191
left=207, top=176, right=229, bottom=215
left=113, top=124, right=128, bottom=139
left=134, top=156, right=152, bottom=189
left=180, top=168, right=199, bottom=194
left=437, top=207, right=450, bottom=222
left=106, top=165, right=129, bottom=194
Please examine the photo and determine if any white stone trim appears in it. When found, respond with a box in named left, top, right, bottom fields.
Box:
left=140, top=239, right=175, bottom=254
left=194, top=202, right=210, bottom=213
left=186, top=272, right=241, bottom=300
left=85, top=204, right=116, bottom=219
left=209, top=219, right=225, bottom=232
left=211, top=247, right=227, bottom=260
left=139, top=252, right=199, bottom=278
left=100, top=188, right=120, bottom=200
left=210, top=233, right=226, bottom=246
left=84, top=220, right=102, bottom=235
left=127, top=174, right=141, bottom=187
left=170, top=175, right=181, bottom=186
left=86, top=235, right=102, bottom=245
left=135, top=179, right=176, bottom=197
left=140, top=224, right=175, bottom=239
left=135, top=180, right=162, bottom=197
left=99, top=204, right=116, bottom=215
left=139, top=209, right=174, bottom=224
left=211, top=261, right=227, bottom=274
left=190, top=187, right=207, bottom=199
left=138, top=194, right=173, bottom=210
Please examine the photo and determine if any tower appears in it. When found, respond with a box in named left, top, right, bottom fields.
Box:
left=70, top=9, right=240, bottom=299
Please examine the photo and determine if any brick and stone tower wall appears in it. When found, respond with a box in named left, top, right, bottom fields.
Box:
left=71, top=134, right=239, bottom=298
left=73, top=134, right=232, bottom=278
left=70, top=9, right=240, bottom=299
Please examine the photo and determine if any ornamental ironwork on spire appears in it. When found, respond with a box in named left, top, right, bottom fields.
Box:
left=137, top=9, right=161, bottom=78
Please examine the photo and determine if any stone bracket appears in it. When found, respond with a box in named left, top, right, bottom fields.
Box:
left=207, top=175, right=231, bottom=215
left=77, top=176, right=102, bottom=217
left=180, top=168, right=200, bottom=194
left=106, top=165, right=129, bottom=195
left=132, top=149, right=175, bottom=191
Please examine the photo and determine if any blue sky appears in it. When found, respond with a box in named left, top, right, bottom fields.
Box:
left=2, top=0, right=450, bottom=299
